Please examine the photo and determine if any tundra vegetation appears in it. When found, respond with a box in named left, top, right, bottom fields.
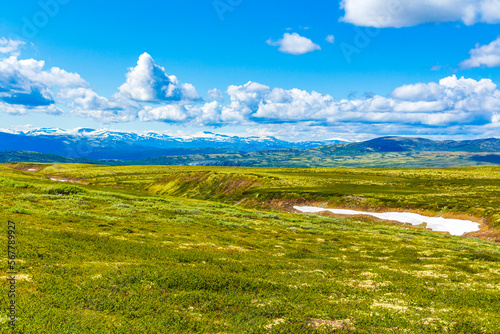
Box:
left=0, top=163, right=499, bottom=333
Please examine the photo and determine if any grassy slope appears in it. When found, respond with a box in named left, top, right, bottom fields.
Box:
left=23, top=163, right=500, bottom=233
left=0, top=164, right=500, bottom=333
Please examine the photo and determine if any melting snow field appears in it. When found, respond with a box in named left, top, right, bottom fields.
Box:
left=294, top=206, right=480, bottom=236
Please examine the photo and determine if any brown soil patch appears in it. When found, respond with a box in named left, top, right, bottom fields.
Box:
left=5, top=164, right=45, bottom=172
left=308, top=318, right=355, bottom=331
left=463, top=228, right=500, bottom=243
left=46, top=175, right=86, bottom=184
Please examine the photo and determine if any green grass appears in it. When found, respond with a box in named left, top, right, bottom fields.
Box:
left=18, top=163, right=499, bottom=229
left=0, top=163, right=500, bottom=333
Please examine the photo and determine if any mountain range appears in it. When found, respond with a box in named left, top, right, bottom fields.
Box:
left=0, top=129, right=499, bottom=168
left=0, top=128, right=345, bottom=160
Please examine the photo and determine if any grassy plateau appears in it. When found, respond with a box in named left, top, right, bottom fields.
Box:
left=0, top=163, right=500, bottom=333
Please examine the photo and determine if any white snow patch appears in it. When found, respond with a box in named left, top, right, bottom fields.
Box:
left=293, top=206, right=480, bottom=236
left=49, top=178, right=77, bottom=183
left=50, top=178, right=67, bottom=182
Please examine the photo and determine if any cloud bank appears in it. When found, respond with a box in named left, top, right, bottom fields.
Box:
left=0, top=38, right=499, bottom=140
left=340, top=0, right=500, bottom=28
left=219, top=76, right=500, bottom=127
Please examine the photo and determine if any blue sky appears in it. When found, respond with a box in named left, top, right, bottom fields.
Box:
left=0, top=0, right=500, bottom=141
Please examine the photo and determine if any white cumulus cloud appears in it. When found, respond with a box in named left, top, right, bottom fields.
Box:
left=61, top=87, right=139, bottom=123
left=138, top=105, right=189, bottom=122
left=340, top=0, right=500, bottom=28
left=58, top=53, right=206, bottom=123
left=460, top=37, right=500, bottom=68
left=266, top=33, right=321, bottom=55
left=0, top=54, right=86, bottom=115
left=138, top=102, right=223, bottom=125
left=0, top=38, right=25, bottom=56
left=207, top=88, right=224, bottom=101
left=118, top=52, right=200, bottom=102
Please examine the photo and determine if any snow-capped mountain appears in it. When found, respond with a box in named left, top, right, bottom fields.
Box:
left=0, top=128, right=346, bottom=160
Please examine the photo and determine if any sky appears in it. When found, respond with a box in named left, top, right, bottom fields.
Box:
left=0, top=0, right=500, bottom=141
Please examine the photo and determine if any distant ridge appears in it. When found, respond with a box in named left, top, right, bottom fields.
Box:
left=0, top=151, right=95, bottom=164
left=1, top=135, right=499, bottom=168
left=318, top=136, right=500, bottom=154
left=0, top=128, right=345, bottom=160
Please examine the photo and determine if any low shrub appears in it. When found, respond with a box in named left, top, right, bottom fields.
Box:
left=48, top=185, right=87, bottom=196
left=0, top=177, right=32, bottom=188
